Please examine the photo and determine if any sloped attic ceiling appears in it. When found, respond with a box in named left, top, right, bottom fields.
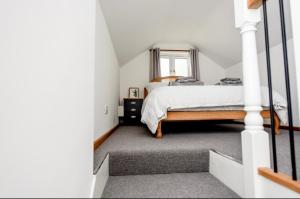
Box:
left=99, top=0, right=292, bottom=68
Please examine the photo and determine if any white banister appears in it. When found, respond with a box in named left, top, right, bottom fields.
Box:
left=234, top=0, right=271, bottom=197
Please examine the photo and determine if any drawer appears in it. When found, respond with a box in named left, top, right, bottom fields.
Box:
left=124, top=99, right=143, bottom=108
left=124, top=107, right=140, bottom=114
left=124, top=112, right=141, bottom=118
left=124, top=115, right=141, bottom=124
left=127, top=115, right=140, bottom=120
left=127, top=100, right=139, bottom=105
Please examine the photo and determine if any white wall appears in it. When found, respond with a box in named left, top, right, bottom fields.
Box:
left=226, top=62, right=243, bottom=79
left=226, top=39, right=300, bottom=126
left=290, top=0, right=300, bottom=128
left=95, top=0, right=120, bottom=140
left=199, top=52, right=226, bottom=85
left=120, top=51, right=150, bottom=100
left=0, top=0, right=95, bottom=197
left=120, top=45, right=226, bottom=100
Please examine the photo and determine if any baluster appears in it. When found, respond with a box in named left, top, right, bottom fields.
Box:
left=262, top=0, right=278, bottom=173
left=278, top=0, right=297, bottom=181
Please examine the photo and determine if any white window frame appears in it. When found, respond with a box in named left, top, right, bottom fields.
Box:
left=160, top=51, right=192, bottom=77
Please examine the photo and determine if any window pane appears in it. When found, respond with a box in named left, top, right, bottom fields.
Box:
left=160, top=58, right=170, bottom=77
left=175, top=58, right=189, bottom=77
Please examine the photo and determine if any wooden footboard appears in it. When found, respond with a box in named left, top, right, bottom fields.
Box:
left=155, top=110, right=281, bottom=138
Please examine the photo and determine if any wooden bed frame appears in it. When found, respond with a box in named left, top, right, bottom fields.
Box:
left=144, top=76, right=281, bottom=138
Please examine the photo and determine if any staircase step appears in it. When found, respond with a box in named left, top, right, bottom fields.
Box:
left=102, top=172, right=239, bottom=198
left=109, top=149, right=209, bottom=176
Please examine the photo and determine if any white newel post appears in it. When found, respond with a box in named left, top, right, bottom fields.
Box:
left=234, top=0, right=271, bottom=198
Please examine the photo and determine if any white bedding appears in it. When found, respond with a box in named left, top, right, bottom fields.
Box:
left=141, top=85, right=287, bottom=134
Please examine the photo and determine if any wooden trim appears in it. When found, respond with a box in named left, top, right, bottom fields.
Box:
left=281, top=126, right=300, bottom=131
left=143, top=76, right=183, bottom=99
left=258, top=167, right=300, bottom=193
left=248, top=0, right=263, bottom=9
left=167, top=111, right=246, bottom=121
left=94, top=125, right=119, bottom=151
left=151, top=76, right=182, bottom=83
left=160, top=49, right=190, bottom=52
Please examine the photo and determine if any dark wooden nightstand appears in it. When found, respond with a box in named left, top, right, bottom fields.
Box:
left=124, top=98, right=143, bottom=125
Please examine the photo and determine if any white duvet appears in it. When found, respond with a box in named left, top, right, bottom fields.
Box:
left=141, top=85, right=287, bottom=134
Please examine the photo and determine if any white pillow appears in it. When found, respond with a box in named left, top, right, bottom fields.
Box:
left=145, top=82, right=169, bottom=93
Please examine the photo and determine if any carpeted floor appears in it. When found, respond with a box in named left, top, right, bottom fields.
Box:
left=109, top=149, right=210, bottom=176
left=94, top=122, right=300, bottom=177
left=102, top=172, right=239, bottom=198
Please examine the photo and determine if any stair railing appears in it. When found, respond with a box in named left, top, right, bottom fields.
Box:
left=262, top=0, right=297, bottom=181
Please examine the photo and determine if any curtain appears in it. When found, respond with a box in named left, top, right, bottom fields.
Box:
left=149, top=48, right=161, bottom=81
left=189, top=48, right=200, bottom=81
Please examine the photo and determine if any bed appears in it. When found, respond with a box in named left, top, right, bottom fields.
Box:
left=142, top=76, right=287, bottom=138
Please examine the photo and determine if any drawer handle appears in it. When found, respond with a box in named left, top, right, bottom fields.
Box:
left=130, top=116, right=137, bottom=119
left=130, top=102, right=137, bottom=105
left=131, top=109, right=137, bottom=112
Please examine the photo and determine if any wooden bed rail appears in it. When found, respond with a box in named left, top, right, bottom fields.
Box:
left=248, top=0, right=263, bottom=9
left=155, top=110, right=281, bottom=138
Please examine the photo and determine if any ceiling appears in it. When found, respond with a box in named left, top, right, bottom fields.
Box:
left=100, top=0, right=293, bottom=68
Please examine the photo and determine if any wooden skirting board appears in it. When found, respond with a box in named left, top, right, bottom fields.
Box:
left=280, top=125, right=300, bottom=131
left=94, top=125, right=119, bottom=151
left=259, top=167, right=300, bottom=193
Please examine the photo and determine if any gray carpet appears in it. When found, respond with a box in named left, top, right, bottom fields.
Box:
left=94, top=123, right=300, bottom=177
left=109, top=149, right=209, bottom=176
left=94, top=123, right=243, bottom=174
left=102, top=172, right=240, bottom=198
left=271, top=129, right=300, bottom=177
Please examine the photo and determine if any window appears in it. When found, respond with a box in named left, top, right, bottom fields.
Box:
left=175, top=58, right=189, bottom=77
left=160, top=58, right=171, bottom=77
left=160, top=51, right=191, bottom=77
